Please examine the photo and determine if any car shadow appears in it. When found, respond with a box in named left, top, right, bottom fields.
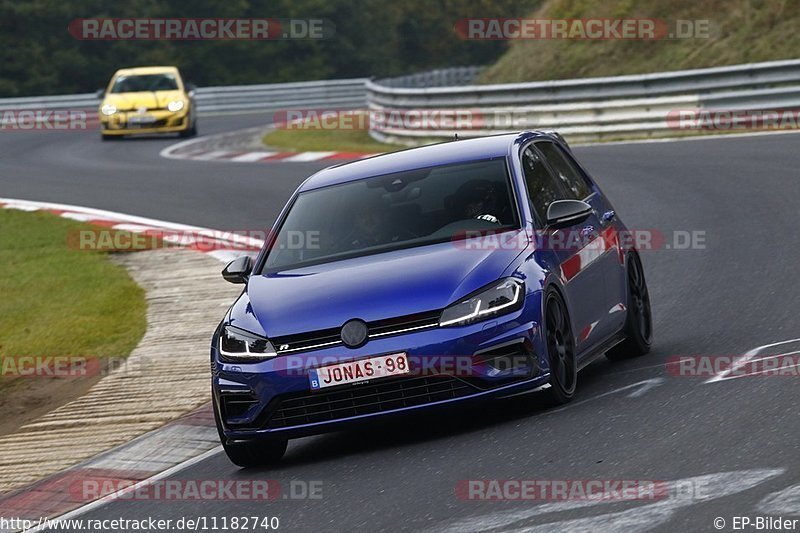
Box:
left=105, top=134, right=183, bottom=142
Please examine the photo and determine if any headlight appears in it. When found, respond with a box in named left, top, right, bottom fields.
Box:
left=167, top=100, right=185, bottom=112
left=219, top=325, right=277, bottom=361
left=439, top=278, right=524, bottom=327
left=101, top=104, right=117, bottom=116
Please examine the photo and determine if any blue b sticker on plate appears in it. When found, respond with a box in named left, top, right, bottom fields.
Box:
left=308, top=369, right=321, bottom=390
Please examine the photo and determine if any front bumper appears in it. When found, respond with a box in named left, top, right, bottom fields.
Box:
left=100, top=109, right=190, bottom=135
left=211, top=310, right=548, bottom=442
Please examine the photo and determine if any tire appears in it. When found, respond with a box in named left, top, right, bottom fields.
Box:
left=606, top=251, right=653, bottom=361
left=544, top=289, right=577, bottom=404
left=101, top=133, right=114, bottom=141
left=213, top=395, right=287, bottom=468
left=180, top=120, right=197, bottom=138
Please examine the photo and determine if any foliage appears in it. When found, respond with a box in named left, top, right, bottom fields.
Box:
left=0, top=0, right=539, bottom=96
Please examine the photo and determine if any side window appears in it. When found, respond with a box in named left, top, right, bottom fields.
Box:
left=537, top=142, right=593, bottom=200
left=521, top=146, right=564, bottom=223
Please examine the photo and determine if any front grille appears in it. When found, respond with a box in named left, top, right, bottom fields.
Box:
left=122, top=115, right=169, bottom=128
left=271, top=326, right=342, bottom=354
left=368, top=310, right=441, bottom=337
left=271, top=310, right=440, bottom=354
left=265, top=375, right=474, bottom=429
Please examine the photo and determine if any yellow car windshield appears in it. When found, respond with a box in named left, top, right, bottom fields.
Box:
left=110, top=74, right=178, bottom=93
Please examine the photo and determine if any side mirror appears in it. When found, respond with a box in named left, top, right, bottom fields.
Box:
left=546, top=200, right=592, bottom=229
left=95, top=88, right=105, bottom=99
left=185, top=82, right=197, bottom=96
left=222, top=256, right=252, bottom=284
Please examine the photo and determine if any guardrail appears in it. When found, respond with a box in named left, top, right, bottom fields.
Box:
left=366, top=59, right=800, bottom=144
left=375, top=66, right=484, bottom=88
left=0, top=78, right=368, bottom=116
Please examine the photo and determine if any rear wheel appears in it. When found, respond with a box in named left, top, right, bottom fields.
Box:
left=544, top=290, right=577, bottom=404
left=606, top=252, right=652, bottom=361
left=213, top=395, right=287, bottom=468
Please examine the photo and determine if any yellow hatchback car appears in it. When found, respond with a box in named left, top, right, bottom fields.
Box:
left=97, top=66, right=197, bottom=140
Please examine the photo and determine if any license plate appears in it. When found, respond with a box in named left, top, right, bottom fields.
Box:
left=309, top=353, right=410, bottom=390
left=128, top=115, right=155, bottom=125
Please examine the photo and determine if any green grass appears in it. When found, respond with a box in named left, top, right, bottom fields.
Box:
left=0, top=209, right=147, bottom=365
left=480, top=0, right=800, bottom=84
left=263, top=112, right=395, bottom=153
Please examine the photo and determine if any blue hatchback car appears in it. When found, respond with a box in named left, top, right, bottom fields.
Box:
left=212, top=131, right=652, bottom=466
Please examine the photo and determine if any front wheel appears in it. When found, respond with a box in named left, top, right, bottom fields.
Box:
left=606, top=251, right=652, bottom=361
left=544, top=290, right=577, bottom=404
left=180, top=119, right=197, bottom=138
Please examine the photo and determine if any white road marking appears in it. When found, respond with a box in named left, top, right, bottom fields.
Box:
left=2, top=203, right=40, bottom=211
left=428, top=469, right=784, bottom=533
left=282, top=151, right=337, bottom=162
left=626, top=378, right=664, bottom=398
left=758, top=482, right=800, bottom=515
left=22, top=446, right=223, bottom=533
left=711, top=350, right=800, bottom=382
left=547, top=378, right=665, bottom=415
left=59, top=212, right=97, bottom=222
left=229, top=151, right=278, bottom=162
left=0, top=198, right=265, bottom=261
left=110, top=223, right=160, bottom=232
left=705, top=338, right=800, bottom=383
left=189, top=150, right=233, bottom=160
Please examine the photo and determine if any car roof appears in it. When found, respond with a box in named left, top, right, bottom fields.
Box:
left=300, top=132, right=548, bottom=191
left=113, top=66, right=179, bottom=76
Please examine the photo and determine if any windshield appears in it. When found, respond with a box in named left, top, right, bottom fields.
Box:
left=110, top=74, right=179, bottom=93
left=263, top=158, right=520, bottom=271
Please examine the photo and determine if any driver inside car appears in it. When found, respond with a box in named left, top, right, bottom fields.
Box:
left=456, top=179, right=501, bottom=224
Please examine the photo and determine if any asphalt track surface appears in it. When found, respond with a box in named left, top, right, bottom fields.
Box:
left=3, top=116, right=800, bottom=532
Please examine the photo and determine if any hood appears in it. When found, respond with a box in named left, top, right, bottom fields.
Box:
left=101, top=90, right=184, bottom=111
left=233, top=233, right=529, bottom=338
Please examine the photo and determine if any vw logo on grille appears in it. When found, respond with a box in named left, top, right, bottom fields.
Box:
left=341, top=319, right=368, bottom=348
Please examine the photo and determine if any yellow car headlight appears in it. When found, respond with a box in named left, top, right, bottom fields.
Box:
left=101, top=104, right=117, bottom=116
left=167, top=100, right=185, bottom=112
